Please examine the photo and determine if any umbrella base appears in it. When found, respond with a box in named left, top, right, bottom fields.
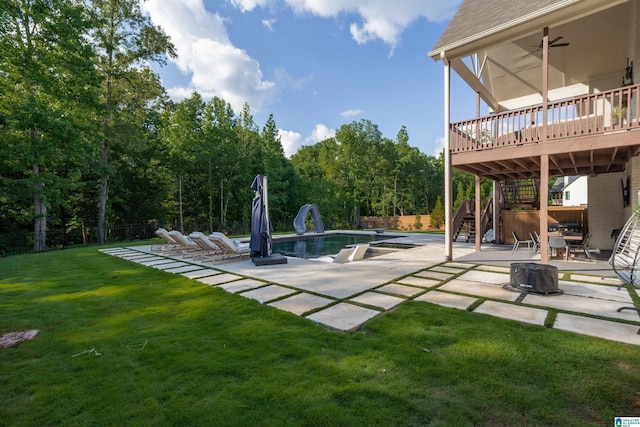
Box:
left=252, top=253, right=288, bottom=266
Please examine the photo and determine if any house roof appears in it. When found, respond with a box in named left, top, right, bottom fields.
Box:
left=550, top=176, right=579, bottom=193
left=430, top=0, right=562, bottom=58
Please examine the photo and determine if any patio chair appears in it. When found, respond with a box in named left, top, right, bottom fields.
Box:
left=548, top=235, right=569, bottom=260
left=567, top=232, right=592, bottom=261
left=511, top=231, right=532, bottom=253
left=610, top=214, right=640, bottom=312
left=168, top=230, right=201, bottom=259
left=152, top=228, right=180, bottom=254
left=529, top=232, right=541, bottom=256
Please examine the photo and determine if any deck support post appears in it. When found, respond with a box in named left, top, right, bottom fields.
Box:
left=540, top=155, right=550, bottom=263
left=540, top=28, right=550, bottom=264
left=443, top=52, right=452, bottom=261
left=475, top=175, right=481, bottom=251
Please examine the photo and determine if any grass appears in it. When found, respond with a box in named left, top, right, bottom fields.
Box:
left=2, top=247, right=640, bottom=426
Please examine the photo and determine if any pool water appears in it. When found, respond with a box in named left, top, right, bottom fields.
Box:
left=272, top=234, right=394, bottom=259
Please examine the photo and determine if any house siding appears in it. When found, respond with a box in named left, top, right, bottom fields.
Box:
left=588, top=171, right=627, bottom=250
left=563, top=176, right=588, bottom=206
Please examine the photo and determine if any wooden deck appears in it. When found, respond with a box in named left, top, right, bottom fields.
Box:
left=450, top=85, right=640, bottom=180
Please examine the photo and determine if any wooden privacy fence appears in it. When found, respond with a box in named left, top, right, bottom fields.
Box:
left=361, top=215, right=436, bottom=231
left=502, top=206, right=588, bottom=245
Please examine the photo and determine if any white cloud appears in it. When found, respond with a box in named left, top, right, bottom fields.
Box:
left=231, top=0, right=459, bottom=47
left=262, top=18, right=277, bottom=31
left=278, top=124, right=336, bottom=157
left=434, top=136, right=445, bottom=156
left=273, top=67, right=313, bottom=90
left=305, top=123, right=336, bottom=143
left=278, top=129, right=302, bottom=158
left=142, top=0, right=276, bottom=112
left=230, top=0, right=270, bottom=12
left=340, top=108, right=362, bottom=118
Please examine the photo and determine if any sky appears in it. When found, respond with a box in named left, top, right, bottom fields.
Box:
left=141, top=0, right=475, bottom=158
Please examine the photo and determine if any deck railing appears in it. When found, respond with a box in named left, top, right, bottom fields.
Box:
left=450, top=84, right=640, bottom=153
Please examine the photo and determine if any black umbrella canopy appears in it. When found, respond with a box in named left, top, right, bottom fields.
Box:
left=250, top=175, right=270, bottom=258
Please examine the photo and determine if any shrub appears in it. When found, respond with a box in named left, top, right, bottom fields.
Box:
left=430, top=197, right=445, bottom=229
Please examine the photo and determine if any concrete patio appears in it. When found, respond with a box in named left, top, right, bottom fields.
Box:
left=100, top=232, right=640, bottom=346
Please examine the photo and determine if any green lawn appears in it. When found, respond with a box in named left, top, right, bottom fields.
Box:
left=2, top=246, right=640, bottom=425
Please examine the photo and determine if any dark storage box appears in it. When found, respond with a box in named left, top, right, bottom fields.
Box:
left=510, top=263, right=560, bottom=295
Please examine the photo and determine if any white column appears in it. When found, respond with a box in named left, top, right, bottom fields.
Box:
left=442, top=52, right=452, bottom=261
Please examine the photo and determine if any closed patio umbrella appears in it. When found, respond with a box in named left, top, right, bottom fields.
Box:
left=250, top=174, right=270, bottom=258
left=249, top=175, right=287, bottom=266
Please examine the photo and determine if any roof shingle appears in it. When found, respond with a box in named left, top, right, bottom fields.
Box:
left=430, top=0, right=564, bottom=55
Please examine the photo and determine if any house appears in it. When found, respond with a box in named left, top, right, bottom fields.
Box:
left=550, top=176, right=588, bottom=206
left=429, top=0, right=640, bottom=262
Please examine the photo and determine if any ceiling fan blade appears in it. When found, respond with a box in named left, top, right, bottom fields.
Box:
left=521, top=51, right=539, bottom=59
left=549, top=36, right=563, bottom=45
left=551, top=42, right=570, bottom=47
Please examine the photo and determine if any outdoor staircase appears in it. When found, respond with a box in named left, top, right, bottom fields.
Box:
left=501, top=179, right=540, bottom=209
left=452, top=179, right=539, bottom=244
left=452, top=198, right=493, bottom=242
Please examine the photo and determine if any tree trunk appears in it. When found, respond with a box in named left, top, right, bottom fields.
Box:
left=393, top=172, right=398, bottom=215
left=33, top=163, right=46, bottom=252
left=220, top=179, right=225, bottom=231
left=178, top=176, right=184, bottom=233
left=98, top=134, right=108, bottom=244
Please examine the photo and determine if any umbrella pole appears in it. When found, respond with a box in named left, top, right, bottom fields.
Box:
left=263, top=175, right=272, bottom=256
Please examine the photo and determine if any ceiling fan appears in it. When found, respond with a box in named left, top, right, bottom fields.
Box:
left=523, top=36, right=570, bottom=57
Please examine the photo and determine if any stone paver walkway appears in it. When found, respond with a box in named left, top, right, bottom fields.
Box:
left=100, top=242, right=640, bottom=346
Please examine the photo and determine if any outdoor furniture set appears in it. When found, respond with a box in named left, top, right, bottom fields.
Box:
left=153, top=228, right=250, bottom=264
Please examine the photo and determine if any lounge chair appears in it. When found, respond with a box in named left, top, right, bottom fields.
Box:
left=168, top=230, right=201, bottom=259
left=152, top=228, right=180, bottom=254
left=348, top=244, right=369, bottom=262
left=208, top=232, right=250, bottom=254
left=316, top=247, right=355, bottom=264
left=316, top=244, right=369, bottom=264
left=188, top=232, right=224, bottom=262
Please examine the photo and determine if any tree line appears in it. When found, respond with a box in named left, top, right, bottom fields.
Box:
left=0, top=0, right=490, bottom=253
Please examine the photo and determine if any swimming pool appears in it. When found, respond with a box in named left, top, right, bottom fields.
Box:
left=271, top=233, right=401, bottom=259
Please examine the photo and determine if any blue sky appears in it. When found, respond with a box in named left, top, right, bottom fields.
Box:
left=143, top=0, right=474, bottom=157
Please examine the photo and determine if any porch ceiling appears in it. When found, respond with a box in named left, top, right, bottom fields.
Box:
left=452, top=131, right=640, bottom=181
left=479, top=2, right=630, bottom=108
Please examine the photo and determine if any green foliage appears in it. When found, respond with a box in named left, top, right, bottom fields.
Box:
left=430, top=196, right=445, bottom=229
left=0, top=0, right=101, bottom=251
left=2, top=2, right=503, bottom=248
left=87, top=0, right=176, bottom=243
left=413, top=213, right=422, bottom=230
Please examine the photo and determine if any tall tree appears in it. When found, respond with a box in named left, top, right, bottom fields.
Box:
left=0, top=0, right=100, bottom=251
left=86, top=0, right=175, bottom=243
left=204, top=96, right=238, bottom=231
left=161, top=93, right=205, bottom=232
left=259, top=114, right=300, bottom=227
